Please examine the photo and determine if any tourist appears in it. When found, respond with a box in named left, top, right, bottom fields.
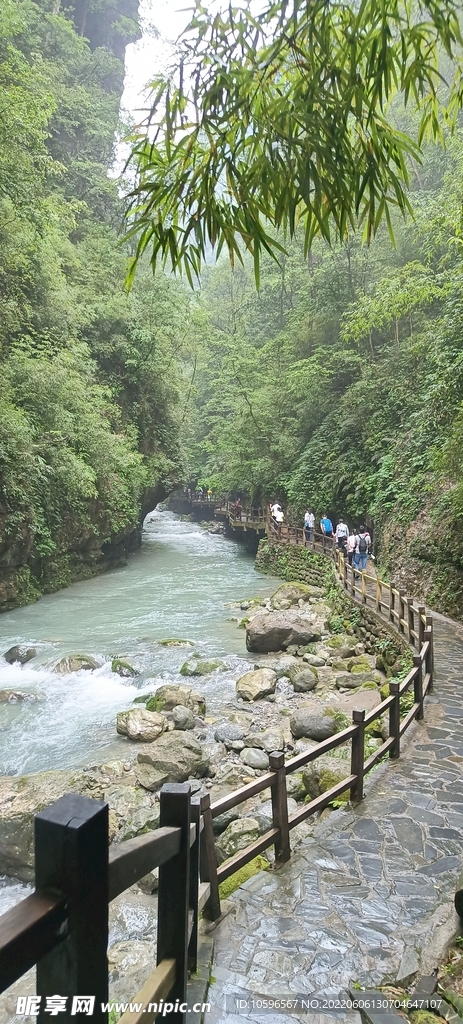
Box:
left=346, top=529, right=357, bottom=567
left=354, top=526, right=371, bottom=572
left=335, top=517, right=349, bottom=552
left=320, top=513, right=333, bottom=540
left=271, top=501, right=280, bottom=521
left=235, top=497, right=242, bottom=520
left=304, top=508, right=315, bottom=543
left=207, top=487, right=212, bottom=501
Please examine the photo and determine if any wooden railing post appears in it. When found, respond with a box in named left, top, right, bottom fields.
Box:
left=189, top=796, right=201, bottom=972
left=398, top=591, right=406, bottom=636
left=389, top=681, right=400, bottom=759
left=198, top=794, right=221, bottom=921
left=342, top=556, right=348, bottom=591
left=350, top=710, right=365, bottom=804
left=389, top=584, right=394, bottom=624
left=35, top=793, right=109, bottom=1024
left=375, top=578, right=381, bottom=613
left=361, top=572, right=367, bottom=605
left=157, top=783, right=191, bottom=1024
left=413, top=654, right=424, bottom=720
left=269, top=752, right=290, bottom=864
left=424, top=623, right=434, bottom=691
left=406, top=598, right=414, bottom=645
left=418, top=606, right=426, bottom=650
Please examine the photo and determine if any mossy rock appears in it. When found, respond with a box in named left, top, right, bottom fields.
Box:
left=319, top=768, right=349, bottom=799
left=331, top=659, right=349, bottom=672
left=54, top=654, right=99, bottom=673
left=238, top=618, right=250, bottom=628
left=111, top=658, right=139, bottom=678
left=323, top=707, right=350, bottom=731
left=180, top=658, right=228, bottom=676
left=326, top=635, right=351, bottom=649
left=409, top=1013, right=446, bottom=1024
left=218, top=855, right=269, bottom=899
left=157, top=638, right=195, bottom=647
left=359, top=681, right=380, bottom=691
left=380, top=683, right=390, bottom=700
left=133, top=692, right=153, bottom=705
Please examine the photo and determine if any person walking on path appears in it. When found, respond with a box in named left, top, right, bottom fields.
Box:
left=304, top=509, right=315, bottom=543
left=346, top=529, right=357, bottom=567
left=335, top=517, right=348, bottom=552
left=235, top=497, right=242, bottom=520
left=354, top=526, right=371, bottom=571
left=320, top=513, right=333, bottom=540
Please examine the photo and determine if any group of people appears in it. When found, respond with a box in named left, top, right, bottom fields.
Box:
left=304, top=510, right=372, bottom=570
left=186, top=486, right=213, bottom=501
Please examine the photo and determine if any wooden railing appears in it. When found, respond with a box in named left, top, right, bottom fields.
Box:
left=0, top=516, right=435, bottom=1015
left=0, top=785, right=218, bottom=1023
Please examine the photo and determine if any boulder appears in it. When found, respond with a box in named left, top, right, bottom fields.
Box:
left=136, top=732, right=209, bottom=782
left=212, top=809, right=241, bottom=834
left=269, top=582, right=313, bottom=608
left=302, top=756, right=350, bottom=801
left=216, top=817, right=261, bottom=862
left=105, top=785, right=159, bottom=842
left=214, top=723, right=246, bottom=745
left=256, top=655, right=299, bottom=678
left=236, top=668, right=277, bottom=701
left=111, top=658, right=139, bottom=678
left=302, top=653, right=326, bottom=667
left=116, top=708, right=167, bottom=742
left=179, top=658, right=228, bottom=676
left=0, top=769, right=80, bottom=879
left=290, top=712, right=337, bottom=741
left=134, top=764, right=169, bottom=792
left=246, top=728, right=284, bottom=753
left=145, top=684, right=206, bottom=716
left=240, top=747, right=270, bottom=770
left=291, top=670, right=319, bottom=693
left=172, top=705, right=195, bottom=730
left=2, top=646, right=37, bottom=665
left=335, top=672, right=381, bottom=689
left=246, top=610, right=324, bottom=653
left=54, top=654, right=99, bottom=673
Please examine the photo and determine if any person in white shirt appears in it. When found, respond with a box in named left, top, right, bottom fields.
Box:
left=335, top=518, right=349, bottom=552
left=274, top=506, right=284, bottom=524
left=304, top=509, right=315, bottom=543
left=346, top=530, right=357, bottom=567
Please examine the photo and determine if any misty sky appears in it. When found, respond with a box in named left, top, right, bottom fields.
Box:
left=121, top=0, right=190, bottom=119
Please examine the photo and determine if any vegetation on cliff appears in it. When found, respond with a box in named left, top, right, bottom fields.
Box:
left=0, top=0, right=189, bottom=608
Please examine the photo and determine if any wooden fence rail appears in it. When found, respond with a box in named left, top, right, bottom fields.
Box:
left=0, top=515, right=434, bottom=1019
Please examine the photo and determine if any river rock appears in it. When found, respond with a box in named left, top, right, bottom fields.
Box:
left=287, top=664, right=318, bottom=692
left=136, top=732, right=209, bottom=782
left=0, top=690, right=40, bottom=703
left=157, top=638, right=195, bottom=646
left=335, top=672, right=380, bottom=689
left=108, top=939, right=156, bottom=982
left=256, top=655, right=299, bottom=678
left=216, top=817, right=261, bottom=863
left=105, top=785, right=159, bottom=842
left=2, top=646, right=37, bottom=665
left=240, top=747, right=269, bottom=769
left=302, top=653, right=326, bottom=667
left=212, top=808, right=241, bottom=834
left=134, top=763, right=169, bottom=792
left=145, top=684, right=206, bottom=716
left=236, top=668, right=277, bottom=701
left=116, top=708, right=167, bottom=742
left=172, top=704, right=195, bottom=730
left=290, top=711, right=337, bottom=741
left=269, top=583, right=315, bottom=608
left=246, top=728, right=284, bottom=753
left=246, top=610, right=324, bottom=653
left=179, top=658, right=228, bottom=676
left=214, top=723, right=246, bottom=745
left=54, top=654, right=99, bottom=673
left=301, top=755, right=351, bottom=802
left=111, top=658, right=139, bottom=678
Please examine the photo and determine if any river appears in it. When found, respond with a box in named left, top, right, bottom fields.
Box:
left=0, top=510, right=280, bottom=777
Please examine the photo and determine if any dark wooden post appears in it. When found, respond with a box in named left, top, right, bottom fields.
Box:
left=406, top=598, right=414, bottom=645
left=389, top=584, right=394, bottom=624
left=198, top=794, right=221, bottom=921
left=269, top=752, right=290, bottom=864
left=424, top=622, right=434, bottom=691
left=418, top=605, right=426, bottom=650
left=157, top=783, right=191, bottom=1024
left=350, top=710, right=365, bottom=803
left=342, top=557, right=348, bottom=591
left=413, top=654, right=424, bottom=720
left=398, top=591, right=406, bottom=636
left=389, top=681, right=400, bottom=758
left=35, top=793, right=109, bottom=1024
left=188, top=796, right=201, bottom=972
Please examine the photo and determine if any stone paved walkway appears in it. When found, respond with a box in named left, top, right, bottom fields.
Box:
left=205, top=615, right=463, bottom=1023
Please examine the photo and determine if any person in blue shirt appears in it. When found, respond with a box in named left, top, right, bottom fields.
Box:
left=320, top=514, right=333, bottom=539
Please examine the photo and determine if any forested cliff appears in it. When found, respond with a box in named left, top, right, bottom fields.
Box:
left=0, top=0, right=188, bottom=609
left=181, top=136, right=463, bottom=619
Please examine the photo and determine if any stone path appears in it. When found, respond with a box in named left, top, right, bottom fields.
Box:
left=205, top=614, right=463, bottom=1023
